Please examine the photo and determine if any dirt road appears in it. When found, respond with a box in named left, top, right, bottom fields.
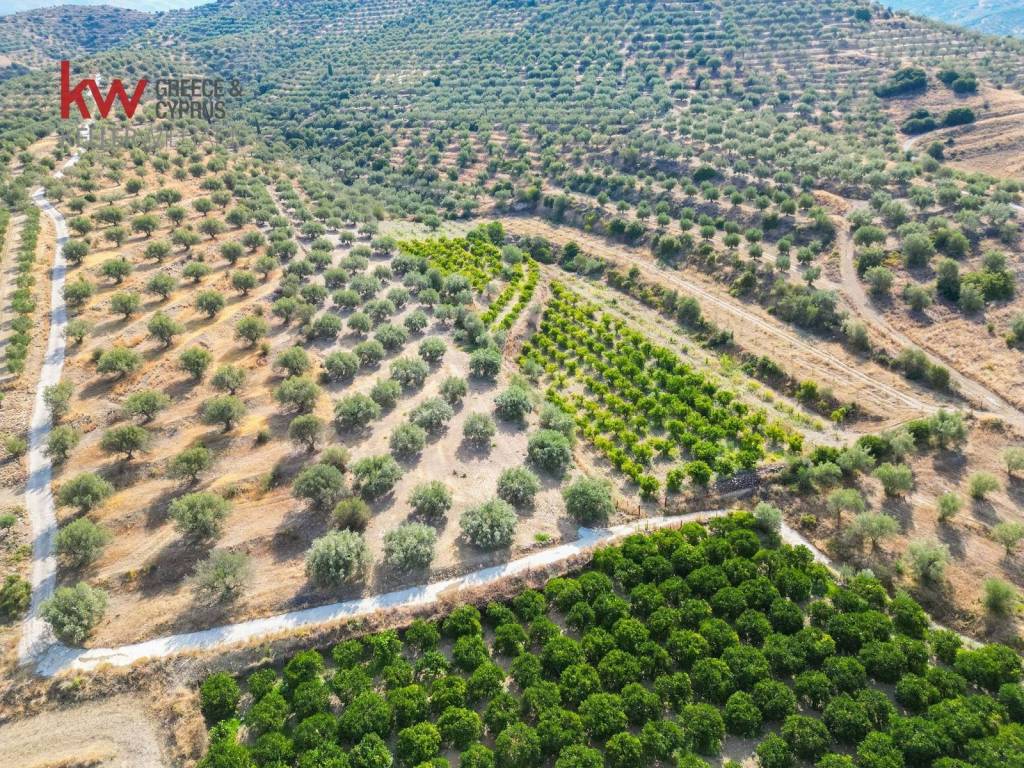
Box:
left=834, top=216, right=1024, bottom=431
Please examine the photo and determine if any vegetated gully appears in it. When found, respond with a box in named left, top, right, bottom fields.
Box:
left=20, top=148, right=972, bottom=679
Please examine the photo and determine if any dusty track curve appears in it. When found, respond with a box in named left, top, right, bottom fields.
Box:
left=834, top=215, right=1024, bottom=431
left=18, top=151, right=81, bottom=663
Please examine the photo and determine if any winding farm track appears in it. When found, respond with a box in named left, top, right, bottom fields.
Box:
left=17, top=150, right=80, bottom=664
left=834, top=215, right=1024, bottom=430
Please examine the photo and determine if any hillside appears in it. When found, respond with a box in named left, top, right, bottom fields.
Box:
left=0, top=2, right=1022, bottom=766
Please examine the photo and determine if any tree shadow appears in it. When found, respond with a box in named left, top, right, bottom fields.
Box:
left=137, top=538, right=207, bottom=596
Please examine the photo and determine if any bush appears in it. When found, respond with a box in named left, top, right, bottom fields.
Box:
left=969, top=471, right=1000, bottom=500
left=57, top=472, right=113, bottom=512
left=563, top=477, right=614, bottom=525
left=781, top=714, right=830, bottom=761
left=461, top=499, right=517, bottom=549
left=371, top=378, right=403, bottom=409
left=494, top=723, right=540, bottom=768
left=324, top=351, right=359, bottom=381
left=55, top=518, right=110, bottom=567
left=169, top=492, right=231, bottom=540
left=289, top=414, right=324, bottom=451
left=463, top=413, right=496, bottom=447
left=201, top=395, right=246, bottom=431
left=293, top=463, right=347, bottom=510
left=352, top=455, right=402, bottom=501
left=335, top=394, right=382, bottom=431
left=409, top=481, right=453, bottom=519
left=306, top=531, right=370, bottom=587
left=873, top=463, right=913, bottom=497
left=528, top=430, right=573, bottom=474
left=991, top=521, right=1024, bottom=555
left=440, top=376, right=468, bottom=405
left=384, top=523, right=438, bottom=570
left=410, top=398, right=454, bottom=433
left=391, top=357, right=430, bottom=389
left=40, top=582, right=107, bottom=644
left=0, top=574, right=30, bottom=620
left=906, top=539, right=949, bottom=583
left=180, top=346, right=213, bottom=380
left=124, top=389, right=170, bottom=422
left=497, top=467, right=541, bottom=508
left=334, top=497, right=371, bottom=532
left=390, top=422, right=427, bottom=458
left=494, top=385, right=533, bottom=423
left=200, top=673, right=241, bottom=724
left=193, top=550, right=252, bottom=604
left=469, top=347, right=501, bottom=380
left=211, top=365, right=246, bottom=394
left=274, top=376, right=321, bottom=413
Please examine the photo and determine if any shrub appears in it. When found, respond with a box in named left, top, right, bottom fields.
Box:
left=43, top=381, right=73, bottom=421
left=495, top=723, right=540, bottom=768
left=180, top=346, right=213, bottom=380
left=461, top=499, right=517, bottom=549
left=96, top=347, right=141, bottom=378
left=274, top=376, right=321, bottom=413
left=55, top=518, right=110, bottom=567
left=40, top=582, right=107, bottom=644
left=200, top=673, right=241, bottom=724
left=410, top=398, right=454, bottom=433
left=440, top=376, right=468, bottom=405
left=469, top=347, right=501, bottom=380
left=409, top=481, right=453, bottom=519
left=563, top=477, right=614, bottom=525
left=293, top=463, right=347, bottom=510
left=335, top=393, right=382, bottom=431
left=45, top=425, right=79, bottom=463
left=780, top=714, right=830, bottom=761
left=169, top=492, right=231, bottom=540
left=288, top=414, right=324, bottom=451
left=991, top=521, right=1024, bottom=555
left=390, top=422, right=427, bottom=458
left=201, top=395, right=246, bottom=431
left=123, top=389, right=170, bottom=422
left=873, top=463, right=913, bottom=497
left=906, top=539, right=949, bottom=583
left=57, top=472, right=114, bottom=512
left=463, top=413, right=497, bottom=447
left=371, top=378, right=403, bottom=409
left=494, top=385, right=533, bottom=423
left=983, top=578, right=1018, bottom=617
left=497, top=466, right=541, bottom=508
left=324, top=351, right=359, bottom=381
left=0, top=574, right=30, bottom=620
left=937, top=492, right=962, bottom=522
left=100, top=424, right=150, bottom=460
left=384, top=523, right=437, bottom=570
left=969, top=472, right=1000, bottom=500
left=334, top=497, right=371, bottom=532
left=419, top=337, right=446, bottom=363
left=193, top=550, right=252, bottom=604
left=528, top=430, right=572, bottom=474
left=352, top=455, right=402, bottom=500
left=211, top=364, right=246, bottom=394
left=306, top=531, right=370, bottom=587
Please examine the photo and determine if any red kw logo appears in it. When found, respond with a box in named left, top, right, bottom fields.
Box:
left=60, top=60, right=148, bottom=119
